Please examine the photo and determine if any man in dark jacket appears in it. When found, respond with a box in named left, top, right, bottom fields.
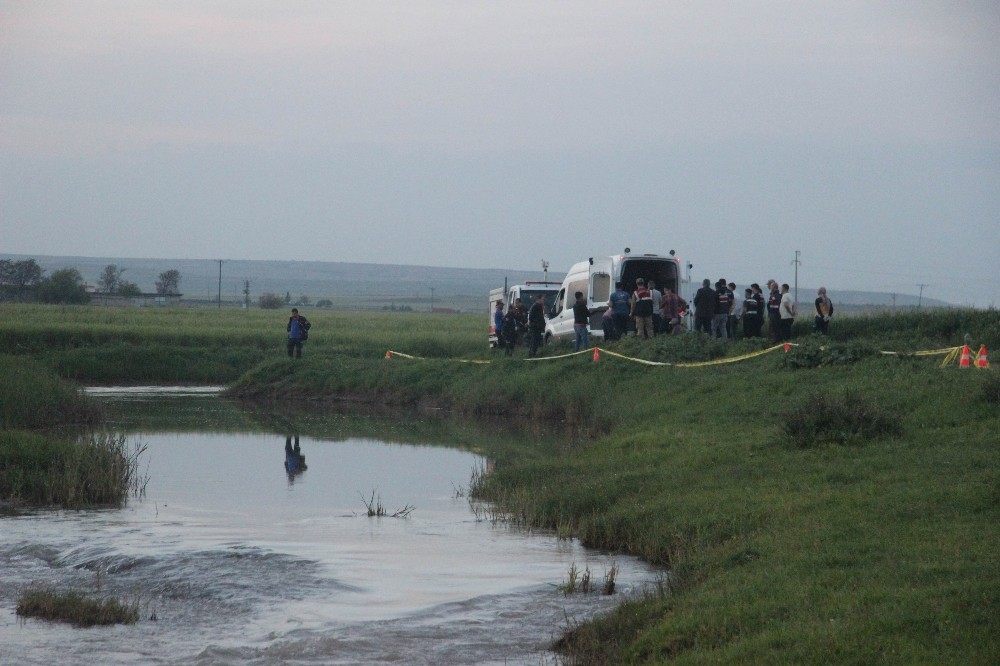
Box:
left=573, top=291, right=590, bottom=352
left=527, top=292, right=546, bottom=357
left=693, top=279, right=716, bottom=335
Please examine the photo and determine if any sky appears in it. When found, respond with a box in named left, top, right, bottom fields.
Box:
left=1, top=1, right=998, bottom=306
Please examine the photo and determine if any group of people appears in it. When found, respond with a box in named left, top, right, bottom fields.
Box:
left=602, top=279, right=688, bottom=342
left=692, top=279, right=833, bottom=342
left=493, top=292, right=548, bottom=356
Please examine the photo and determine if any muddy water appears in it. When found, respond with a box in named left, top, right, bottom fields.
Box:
left=0, top=389, right=655, bottom=665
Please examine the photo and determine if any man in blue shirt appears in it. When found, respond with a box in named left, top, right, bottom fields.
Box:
left=287, top=308, right=310, bottom=358
left=607, top=281, right=630, bottom=340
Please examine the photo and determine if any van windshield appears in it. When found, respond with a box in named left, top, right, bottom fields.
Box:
left=519, top=289, right=559, bottom=313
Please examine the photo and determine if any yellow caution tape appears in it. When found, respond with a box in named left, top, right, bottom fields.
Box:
left=384, top=351, right=491, bottom=364
left=385, top=344, right=970, bottom=368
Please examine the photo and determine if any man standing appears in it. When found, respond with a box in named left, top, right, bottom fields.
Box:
left=287, top=308, right=310, bottom=358
left=693, top=279, right=716, bottom=335
left=607, top=281, right=630, bottom=339
left=660, top=285, right=682, bottom=334
left=573, top=291, right=590, bottom=352
left=814, top=287, right=834, bottom=334
left=712, top=280, right=731, bottom=340
left=766, top=280, right=783, bottom=343
left=492, top=300, right=505, bottom=348
left=741, top=288, right=760, bottom=338
left=632, top=278, right=654, bottom=339
left=502, top=300, right=521, bottom=356
left=779, top=283, right=796, bottom=341
left=648, top=280, right=663, bottom=335
left=527, top=292, right=546, bottom=357
left=727, top=281, right=739, bottom=341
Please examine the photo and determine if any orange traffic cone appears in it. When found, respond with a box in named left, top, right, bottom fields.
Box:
left=976, top=345, right=989, bottom=369
left=385, top=350, right=392, bottom=359
left=959, top=345, right=971, bottom=368
left=592, top=347, right=600, bottom=362
left=783, top=342, right=790, bottom=353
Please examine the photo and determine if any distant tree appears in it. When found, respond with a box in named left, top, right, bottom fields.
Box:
left=297, top=294, right=311, bottom=306
left=118, top=281, right=142, bottom=298
left=155, top=269, right=182, bottom=294
left=284, top=291, right=291, bottom=305
left=38, top=268, right=90, bottom=304
left=259, top=292, right=284, bottom=309
left=0, top=258, right=44, bottom=301
left=98, top=264, right=126, bottom=293
left=315, top=299, right=333, bottom=308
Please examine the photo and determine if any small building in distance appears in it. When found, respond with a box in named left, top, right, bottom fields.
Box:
left=88, top=290, right=184, bottom=307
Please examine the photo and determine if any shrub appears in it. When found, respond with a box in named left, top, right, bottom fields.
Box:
left=782, top=336, right=878, bottom=369
left=780, top=389, right=902, bottom=447
left=258, top=292, right=285, bottom=309
left=981, top=371, right=1000, bottom=405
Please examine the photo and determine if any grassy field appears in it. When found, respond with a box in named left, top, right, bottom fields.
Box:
left=2, top=302, right=998, bottom=661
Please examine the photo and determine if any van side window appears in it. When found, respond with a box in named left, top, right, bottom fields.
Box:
left=553, top=289, right=565, bottom=316
left=592, top=273, right=611, bottom=303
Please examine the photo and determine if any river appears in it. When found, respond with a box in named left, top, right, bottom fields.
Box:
left=0, top=388, right=655, bottom=665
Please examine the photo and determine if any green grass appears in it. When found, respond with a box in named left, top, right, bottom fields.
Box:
left=16, top=585, right=139, bottom=626
left=0, top=355, right=103, bottom=429
left=0, top=303, right=489, bottom=382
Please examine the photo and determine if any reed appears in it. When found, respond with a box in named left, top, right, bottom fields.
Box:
left=358, top=489, right=414, bottom=518
left=0, top=431, right=147, bottom=509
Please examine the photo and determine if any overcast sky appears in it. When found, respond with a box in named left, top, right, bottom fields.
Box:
left=2, top=1, right=998, bottom=305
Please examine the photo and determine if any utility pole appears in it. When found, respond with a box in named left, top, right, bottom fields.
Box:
left=216, top=260, right=225, bottom=310
left=791, top=250, right=801, bottom=305
left=916, top=283, right=928, bottom=308
left=429, top=287, right=435, bottom=312
left=243, top=279, right=251, bottom=309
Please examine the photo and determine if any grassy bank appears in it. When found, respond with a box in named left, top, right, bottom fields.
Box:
left=227, top=309, right=999, bottom=664
left=0, top=356, right=145, bottom=509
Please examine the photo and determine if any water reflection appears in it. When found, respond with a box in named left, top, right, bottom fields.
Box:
left=283, top=433, right=307, bottom=481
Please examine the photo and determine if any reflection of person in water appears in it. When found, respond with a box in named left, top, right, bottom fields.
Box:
left=284, top=434, right=307, bottom=478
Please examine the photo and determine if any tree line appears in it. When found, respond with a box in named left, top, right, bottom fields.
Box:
left=0, top=259, right=182, bottom=304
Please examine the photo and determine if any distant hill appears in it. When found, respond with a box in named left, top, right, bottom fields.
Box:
left=2, top=254, right=953, bottom=312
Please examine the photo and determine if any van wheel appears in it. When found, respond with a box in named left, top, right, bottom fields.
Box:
left=543, top=333, right=553, bottom=346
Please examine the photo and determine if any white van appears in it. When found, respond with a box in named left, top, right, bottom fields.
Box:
left=545, top=251, right=685, bottom=343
